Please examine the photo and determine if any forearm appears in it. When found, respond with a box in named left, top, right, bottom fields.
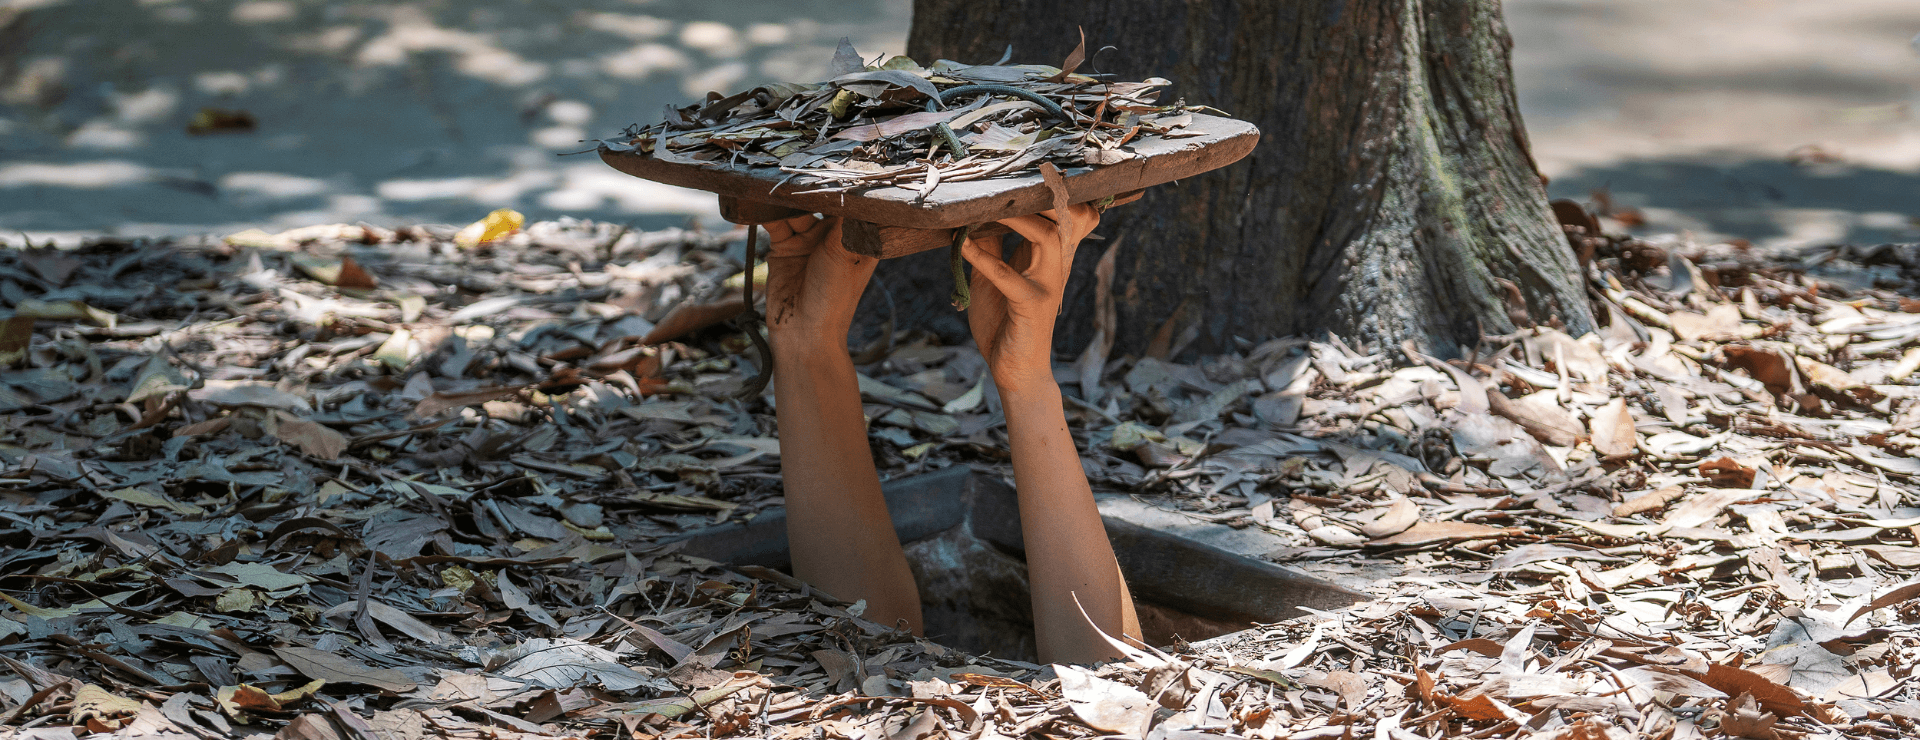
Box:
left=771, top=343, right=922, bottom=630
left=998, top=378, right=1140, bottom=660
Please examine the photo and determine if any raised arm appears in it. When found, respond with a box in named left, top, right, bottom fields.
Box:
left=762, top=215, right=923, bottom=633
left=962, top=205, right=1141, bottom=663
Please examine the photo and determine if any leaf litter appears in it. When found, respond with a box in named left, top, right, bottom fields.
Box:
left=4, top=198, right=1920, bottom=740
left=603, top=36, right=1209, bottom=197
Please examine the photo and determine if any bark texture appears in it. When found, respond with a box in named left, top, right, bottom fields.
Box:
left=874, top=0, right=1592, bottom=357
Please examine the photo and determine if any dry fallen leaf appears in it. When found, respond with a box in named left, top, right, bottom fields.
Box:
left=1698, top=457, right=1757, bottom=489
left=1488, top=388, right=1582, bottom=447
left=271, top=647, right=416, bottom=693
left=454, top=208, right=526, bottom=248
left=1055, top=664, right=1155, bottom=735
left=1357, top=498, right=1420, bottom=538
left=70, top=684, right=142, bottom=730
left=1694, top=665, right=1805, bottom=718
left=1721, top=343, right=1804, bottom=400
left=1589, top=397, right=1637, bottom=459
left=1715, top=692, right=1780, bottom=740
left=271, top=410, right=349, bottom=460
left=1368, top=521, right=1522, bottom=548
left=335, top=255, right=378, bottom=290
left=1613, top=486, right=1683, bottom=518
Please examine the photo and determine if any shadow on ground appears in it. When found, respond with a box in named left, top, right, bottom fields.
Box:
left=0, top=0, right=909, bottom=243
left=1547, top=155, right=1920, bottom=250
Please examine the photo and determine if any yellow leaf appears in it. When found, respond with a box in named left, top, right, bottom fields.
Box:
left=101, top=487, right=206, bottom=517
left=826, top=89, right=857, bottom=119
left=215, top=588, right=260, bottom=613
left=454, top=208, right=525, bottom=248
left=71, top=684, right=143, bottom=729
left=223, top=228, right=282, bottom=249
left=270, top=678, right=326, bottom=707
left=11, top=299, right=115, bottom=328
left=0, top=316, right=30, bottom=367
left=398, top=294, right=426, bottom=322
left=154, top=611, right=217, bottom=630
left=0, top=589, right=132, bottom=619
left=290, top=254, right=343, bottom=284
left=722, top=262, right=771, bottom=291
left=127, top=354, right=191, bottom=403
left=562, top=520, right=616, bottom=541
left=373, top=328, right=414, bottom=371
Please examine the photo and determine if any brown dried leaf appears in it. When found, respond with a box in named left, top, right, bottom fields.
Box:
left=1694, top=665, right=1805, bottom=718
left=1669, top=304, right=1745, bottom=341
left=1822, top=669, right=1896, bottom=701
left=830, top=109, right=967, bottom=142
left=641, top=291, right=745, bottom=345
left=1488, top=389, right=1582, bottom=447
left=1846, top=580, right=1920, bottom=626
left=1074, top=236, right=1122, bottom=402
left=1357, top=498, right=1420, bottom=539
left=1526, top=329, right=1608, bottom=384
left=1795, top=355, right=1880, bottom=403
left=1858, top=545, right=1920, bottom=568
left=1716, top=693, right=1780, bottom=740
left=414, top=385, right=527, bottom=418
left=271, top=647, right=416, bottom=693
left=1589, top=398, right=1637, bottom=459
left=1613, top=486, right=1684, bottom=518
left=1435, top=638, right=1505, bottom=658
left=1661, top=487, right=1748, bottom=528
left=276, top=713, right=347, bottom=740
left=1698, top=457, right=1756, bottom=489
left=71, top=684, right=142, bottom=729
left=336, top=256, right=378, bottom=290
left=1314, top=670, right=1368, bottom=708
left=271, top=411, right=349, bottom=460
left=21, top=249, right=82, bottom=285
left=1438, top=692, right=1516, bottom=722
left=1367, top=521, right=1521, bottom=548
left=1043, top=27, right=1087, bottom=82
left=1056, top=664, right=1155, bottom=734
left=1721, top=343, right=1803, bottom=398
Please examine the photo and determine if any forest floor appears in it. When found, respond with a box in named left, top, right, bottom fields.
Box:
left=2, top=211, right=1920, bottom=740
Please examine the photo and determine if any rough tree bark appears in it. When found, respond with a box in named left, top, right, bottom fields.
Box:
left=868, top=0, right=1592, bottom=358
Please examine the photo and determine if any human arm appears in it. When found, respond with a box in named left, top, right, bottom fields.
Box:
left=762, top=216, right=923, bottom=633
left=962, top=205, right=1140, bottom=662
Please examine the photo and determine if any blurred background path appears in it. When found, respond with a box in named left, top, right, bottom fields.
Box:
left=2, top=0, right=1918, bottom=251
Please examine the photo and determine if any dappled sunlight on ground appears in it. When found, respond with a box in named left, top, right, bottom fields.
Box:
left=0, top=0, right=909, bottom=243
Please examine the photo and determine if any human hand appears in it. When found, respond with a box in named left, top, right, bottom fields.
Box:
left=961, top=204, right=1101, bottom=393
left=763, top=215, right=873, bottom=357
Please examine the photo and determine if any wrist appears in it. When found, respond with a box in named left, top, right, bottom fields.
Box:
left=992, top=371, right=1060, bottom=402
left=769, top=334, right=854, bottom=365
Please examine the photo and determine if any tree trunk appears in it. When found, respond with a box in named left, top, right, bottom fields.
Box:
left=870, top=0, right=1593, bottom=358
